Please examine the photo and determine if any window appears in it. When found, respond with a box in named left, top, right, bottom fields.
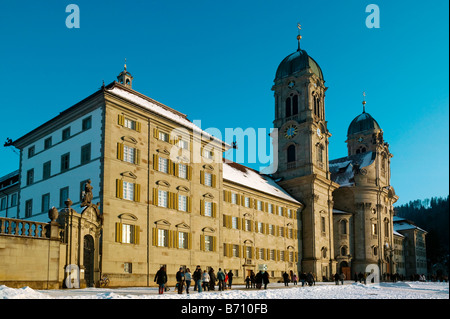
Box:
left=232, top=245, right=239, bottom=257
left=123, top=145, right=136, bottom=164
left=259, top=248, right=265, bottom=260
left=203, top=149, right=213, bottom=159
left=10, top=194, right=17, bottom=207
left=384, top=219, right=390, bottom=236
left=62, top=127, right=71, bottom=141
left=178, top=139, right=189, bottom=150
left=25, top=199, right=33, bottom=218
left=159, top=131, right=169, bottom=142
left=316, top=144, right=324, bottom=163
left=258, top=222, right=264, bottom=233
left=270, top=249, right=275, bottom=260
left=246, top=246, right=253, bottom=259
left=44, top=137, right=52, bottom=150
left=82, top=116, right=92, bottom=131
left=372, top=224, right=378, bottom=236
left=0, top=198, right=6, bottom=211
left=231, top=193, right=237, bottom=204
left=269, top=224, right=274, bottom=235
left=178, top=164, right=187, bottom=179
left=158, top=190, right=168, bottom=208
left=245, top=219, right=252, bottom=231
left=178, top=195, right=187, bottom=212
left=61, top=153, right=70, bottom=172
left=292, top=95, right=298, bottom=115
left=245, top=197, right=250, bottom=208
left=268, top=204, right=273, bottom=214
left=26, top=169, right=34, bottom=186
left=158, top=157, right=168, bottom=173
left=178, top=232, right=189, bottom=249
left=288, top=209, right=293, bottom=218
left=280, top=226, right=285, bottom=237
left=124, top=262, right=132, bottom=273
left=278, top=206, right=283, bottom=216
left=123, top=182, right=134, bottom=201
left=157, top=229, right=168, bottom=247
left=122, top=224, right=135, bottom=244
left=204, top=201, right=212, bottom=217
left=287, top=145, right=296, bottom=163
left=60, top=187, right=69, bottom=208
left=124, top=118, right=136, bottom=130
left=204, top=235, right=214, bottom=251
left=340, top=220, right=347, bottom=235
left=280, top=251, right=285, bottom=261
left=43, top=161, right=51, bottom=180
left=341, top=246, right=347, bottom=256
left=257, top=200, right=262, bottom=211
left=232, top=217, right=238, bottom=229
left=285, top=97, right=291, bottom=117
left=41, top=193, right=50, bottom=213
left=81, top=143, right=91, bottom=165
left=321, top=216, right=326, bottom=233
left=204, top=172, right=212, bottom=187
left=28, top=146, right=35, bottom=158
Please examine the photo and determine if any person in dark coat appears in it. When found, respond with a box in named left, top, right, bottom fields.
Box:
left=209, top=268, right=216, bottom=291
left=262, top=271, right=270, bottom=289
left=334, top=273, right=340, bottom=285
left=255, top=271, right=263, bottom=289
left=227, top=270, right=234, bottom=289
left=245, top=276, right=251, bottom=288
left=300, top=272, right=307, bottom=287
left=217, top=268, right=225, bottom=291
left=282, top=272, right=290, bottom=286
left=250, top=271, right=256, bottom=288
left=193, top=265, right=203, bottom=292
left=176, top=267, right=185, bottom=294
left=154, top=266, right=167, bottom=294
left=306, top=272, right=314, bottom=286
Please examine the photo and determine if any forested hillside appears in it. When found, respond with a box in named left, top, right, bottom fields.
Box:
left=394, top=196, right=449, bottom=267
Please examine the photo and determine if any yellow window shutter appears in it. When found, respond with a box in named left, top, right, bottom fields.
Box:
left=153, top=154, right=159, bottom=171
left=200, top=170, right=204, bottom=185
left=187, top=166, right=192, bottom=180
left=116, top=179, right=123, bottom=199
left=200, top=199, right=205, bottom=216
left=115, top=222, right=122, bottom=242
left=152, top=228, right=157, bottom=246
left=236, top=194, right=240, bottom=205
left=200, top=235, right=205, bottom=251
left=187, top=233, right=192, bottom=249
left=212, top=236, right=217, bottom=252
left=255, top=247, right=259, bottom=259
left=134, top=149, right=140, bottom=165
left=117, top=143, right=124, bottom=161
left=168, top=159, right=173, bottom=175
left=134, top=184, right=141, bottom=202
left=167, top=192, right=173, bottom=209
left=136, top=121, right=141, bottom=133
left=153, top=128, right=159, bottom=139
left=118, top=114, right=125, bottom=126
left=224, top=243, right=228, bottom=257
left=264, top=202, right=268, bottom=212
left=174, top=193, right=179, bottom=210
left=212, top=202, right=217, bottom=218
left=168, top=230, right=172, bottom=248
left=153, top=188, right=158, bottom=206
left=212, top=174, right=216, bottom=188
left=187, top=196, right=192, bottom=213
left=134, top=225, right=140, bottom=245
left=174, top=163, right=179, bottom=177
left=276, top=225, right=280, bottom=237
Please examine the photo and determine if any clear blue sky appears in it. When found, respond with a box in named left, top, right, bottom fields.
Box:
left=0, top=0, right=448, bottom=206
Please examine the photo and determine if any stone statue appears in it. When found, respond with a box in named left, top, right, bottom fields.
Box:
left=48, top=206, right=59, bottom=222
left=81, top=180, right=93, bottom=207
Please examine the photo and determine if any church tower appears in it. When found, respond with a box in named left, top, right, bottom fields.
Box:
left=117, top=60, right=134, bottom=88
left=272, top=26, right=339, bottom=279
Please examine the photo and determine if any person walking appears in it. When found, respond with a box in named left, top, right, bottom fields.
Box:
left=292, top=273, right=298, bottom=285
left=202, top=269, right=210, bottom=291
left=282, top=272, right=290, bottom=286
left=176, top=267, right=185, bottom=294
left=300, top=272, right=307, bottom=287
left=255, top=271, right=263, bottom=289
left=339, top=272, right=346, bottom=285
left=193, top=265, right=203, bottom=293
left=262, top=271, right=270, bottom=289
left=185, top=268, right=192, bottom=294
left=217, top=268, right=225, bottom=291
left=245, top=275, right=251, bottom=289
left=209, top=268, right=216, bottom=291
left=306, top=272, right=314, bottom=286
left=227, top=270, right=234, bottom=289
left=250, top=271, right=256, bottom=289
left=334, top=273, right=340, bottom=285
left=154, top=266, right=167, bottom=294
left=224, top=270, right=228, bottom=290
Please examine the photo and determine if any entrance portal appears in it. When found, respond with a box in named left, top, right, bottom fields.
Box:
left=83, top=235, right=95, bottom=287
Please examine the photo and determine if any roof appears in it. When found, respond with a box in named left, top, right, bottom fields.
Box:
left=393, top=217, right=427, bottom=234
left=333, top=208, right=352, bottom=215
left=0, top=170, right=19, bottom=191
left=222, top=160, right=301, bottom=205
left=347, top=112, right=381, bottom=136
left=329, top=151, right=376, bottom=186
left=106, top=83, right=230, bottom=148
left=275, top=49, right=323, bottom=81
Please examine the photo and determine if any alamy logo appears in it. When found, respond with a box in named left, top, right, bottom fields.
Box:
left=365, top=264, right=380, bottom=284
left=65, top=4, right=80, bottom=29
left=365, top=4, right=380, bottom=29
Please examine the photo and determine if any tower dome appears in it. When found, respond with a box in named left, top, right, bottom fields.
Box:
left=347, top=112, right=381, bottom=136
left=274, top=49, right=324, bottom=82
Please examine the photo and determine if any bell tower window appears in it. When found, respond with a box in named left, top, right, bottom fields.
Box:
left=292, top=95, right=298, bottom=115
left=285, top=97, right=291, bottom=117
left=287, top=145, right=296, bottom=163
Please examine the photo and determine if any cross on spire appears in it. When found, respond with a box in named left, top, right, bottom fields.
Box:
left=362, top=91, right=366, bottom=113
left=297, top=23, right=302, bottom=51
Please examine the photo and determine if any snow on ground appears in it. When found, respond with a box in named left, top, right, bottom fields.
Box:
left=1, top=281, right=448, bottom=299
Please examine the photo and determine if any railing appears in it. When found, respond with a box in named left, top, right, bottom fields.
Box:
left=0, top=217, right=49, bottom=239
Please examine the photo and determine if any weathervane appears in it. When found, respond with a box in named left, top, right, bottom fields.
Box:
left=297, top=23, right=302, bottom=51
left=362, top=91, right=366, bottom=113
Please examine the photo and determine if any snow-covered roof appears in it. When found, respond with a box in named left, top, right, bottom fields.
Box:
left=107, top=84, right=230, bottom=148
left=393, top=220, right=427, bottom=234
left=333, top=208, right=352, bottom=214
left=222, top=160, right=301, bottom=205
left=329, top=152, right=376, bottom=186
left=393, top=230, right=404, bottom=237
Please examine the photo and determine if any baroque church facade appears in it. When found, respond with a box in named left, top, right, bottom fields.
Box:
left=0, top=36, right=403, bottom=287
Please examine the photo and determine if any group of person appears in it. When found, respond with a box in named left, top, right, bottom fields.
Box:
left=245, top=270, right=270, bottom=289
left=153, top=265, right=235, bottom=294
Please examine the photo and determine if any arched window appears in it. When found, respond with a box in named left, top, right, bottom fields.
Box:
left=341, top=246, right=347, bottom=256
left=287, top=145, right=296, bottom=163
left=292, top=95, right=298, bottom=115
left=285, top=97, right=291, bottom=117
left=384, top=218, right=390, bottom=236
left=313, top=95, right=317, bottom=116
left=316, top=144, right=324, bottom=164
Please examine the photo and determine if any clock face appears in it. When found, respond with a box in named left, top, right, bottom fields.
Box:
left=358, top=137, right=364, bottom=142
left=288, top=81, right=295, bottom=89
left=284, top=125, right=298, bottom=139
